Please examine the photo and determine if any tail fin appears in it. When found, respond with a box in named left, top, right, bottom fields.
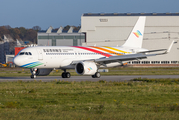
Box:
left=122, top=16, right=146, bottom=48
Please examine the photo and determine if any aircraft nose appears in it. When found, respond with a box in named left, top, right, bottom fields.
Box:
left=13, top=57, right=21, bottom=66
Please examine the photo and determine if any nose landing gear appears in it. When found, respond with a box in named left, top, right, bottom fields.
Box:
left=30, top=68, right=37, bottom=79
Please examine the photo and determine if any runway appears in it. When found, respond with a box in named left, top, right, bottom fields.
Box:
left=0, top=75, right=179, bottom=82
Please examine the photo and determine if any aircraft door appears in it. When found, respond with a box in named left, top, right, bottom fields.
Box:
left=36, top=49, right=43, bottom=60
left=75, top=51, right=80, bottom=58
left=74, top=51, right=78, bottom=58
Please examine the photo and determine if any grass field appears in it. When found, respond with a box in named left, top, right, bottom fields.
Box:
left=0, top=79, right=179, bottom=119
left=1, top=67, right=179, bottom=77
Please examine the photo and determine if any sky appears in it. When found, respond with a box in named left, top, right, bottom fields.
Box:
left=0, top=0, right=179, bottom=30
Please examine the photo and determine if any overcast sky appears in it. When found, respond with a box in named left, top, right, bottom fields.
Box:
left=0, top=0, right=179, bottom=30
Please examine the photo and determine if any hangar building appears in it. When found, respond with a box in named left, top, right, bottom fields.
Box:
left=38, top=26, right=85, bottom=46
left=81, top=13, right=179, bottom=64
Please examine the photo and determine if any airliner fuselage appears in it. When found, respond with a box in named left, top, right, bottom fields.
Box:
left=14, top=46, right=147, bottom=69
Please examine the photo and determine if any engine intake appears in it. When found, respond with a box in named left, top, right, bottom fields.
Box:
left=75, top=61, right=97, bottom=75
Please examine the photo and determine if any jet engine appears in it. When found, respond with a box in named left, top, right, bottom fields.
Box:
left=36, top=68, right=53, bottom=76
left=75, top=61, right=97, bottom=75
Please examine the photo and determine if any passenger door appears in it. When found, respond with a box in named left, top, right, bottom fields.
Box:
left=36, top=49, right=43, bottom=60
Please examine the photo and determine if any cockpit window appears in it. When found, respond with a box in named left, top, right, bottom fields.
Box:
left=19, top=52, right=32, bottom=55
left=19, top=52, right=25, bottom=55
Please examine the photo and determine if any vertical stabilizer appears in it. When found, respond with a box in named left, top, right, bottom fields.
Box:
left=122, top=16, right=146, bottom=48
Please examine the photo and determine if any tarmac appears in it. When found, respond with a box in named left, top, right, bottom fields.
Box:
left=0, top=75, right=179, bottom=82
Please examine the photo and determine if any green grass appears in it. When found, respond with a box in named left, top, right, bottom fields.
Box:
left=0, top=79, right=179, bottom=119
left=1, top=67, right=179, bottom=77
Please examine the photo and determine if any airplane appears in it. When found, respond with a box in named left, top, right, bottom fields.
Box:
left=13, top=16, right=174, bottom=79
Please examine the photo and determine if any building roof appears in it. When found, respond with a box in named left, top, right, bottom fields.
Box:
left=38, top=26, right=81, bottom=33
left=82, top=13, right=179, bottom=16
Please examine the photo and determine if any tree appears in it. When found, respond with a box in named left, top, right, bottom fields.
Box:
left=73, top=26, right=81, bottom=32
left=0, top=26, right=10, bottom=37
left=9, top=28, right=21, bottom=40
left=0, top=25, right=38, bottom=44
left=24, top=29, right=37, bottom=43
left=4, top=25, right=11, bottom=29
left=63, top=25, right=70, bottom=32
left=32, top=26, right=41, bottom=31
left=18, top=27, right=27, bottom=39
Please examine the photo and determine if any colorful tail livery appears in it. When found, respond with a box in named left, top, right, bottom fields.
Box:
left=133, top=30, right=142, bottom=38
left=122, top=16, right=146, bottom=48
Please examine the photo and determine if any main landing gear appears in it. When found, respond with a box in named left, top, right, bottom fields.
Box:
left=61, top=69, right=71, bottom=78
left=30, top=68, right=37, bottom=79
left=92, top=72, right=101, bottom=78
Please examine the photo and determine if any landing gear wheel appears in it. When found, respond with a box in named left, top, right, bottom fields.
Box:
left=30, top=75, right=36, bottom=79
left=91, top=72, right=101, bottom=78
left=30, top=68, right=37, bottom=79
left=95, top=72, right=101, bottom=78
left=61, top=72, right=71, bottom=78
left=66, top=72, right=71, bottom=78
left=62, top=72, right=66, bottom=78
left=92, top=75, right=95, bottom=78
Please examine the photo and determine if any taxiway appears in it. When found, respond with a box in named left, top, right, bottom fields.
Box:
left=0, top=75, right=179, bottom=82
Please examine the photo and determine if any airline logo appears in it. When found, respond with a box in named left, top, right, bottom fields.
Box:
left=133, top=30, right=142, bottom=38
left=87, top=67, right=92, bottom=71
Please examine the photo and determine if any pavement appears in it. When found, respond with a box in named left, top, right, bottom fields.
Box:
left=0, top=75, right=179, bottom=82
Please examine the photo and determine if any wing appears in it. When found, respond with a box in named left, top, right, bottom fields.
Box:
left=71, top=52, right=162, bottom=65
left=71, top=41, right=174, bottom=65
left=95, top=40, right=174, bottom=64
left=138, top=49, right=167, bottom=53
left=138, top=40, right=174, bottom=54
left=95, top=53, right=153, bottom=64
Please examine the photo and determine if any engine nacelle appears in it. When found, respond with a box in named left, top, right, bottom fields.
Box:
left=36, top=68, right=53, bottom=76
left=75, top=61, right=97, bottom=75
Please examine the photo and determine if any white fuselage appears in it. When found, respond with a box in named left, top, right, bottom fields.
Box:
left=13, top=46, right=148, bottom=69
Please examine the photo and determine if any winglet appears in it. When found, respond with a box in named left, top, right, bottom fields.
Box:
left=165, top=40, right=174, bottom=54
